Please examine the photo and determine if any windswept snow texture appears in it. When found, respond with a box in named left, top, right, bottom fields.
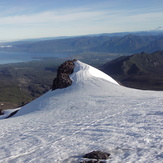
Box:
left=0, top=61, right=163, bottom=163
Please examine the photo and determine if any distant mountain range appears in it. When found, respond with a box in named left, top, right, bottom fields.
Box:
left=1, top=30, right=163, bottom=54
left=93, top=35, right=163, bottom=53
left=101, top=51, right=163, bottom=90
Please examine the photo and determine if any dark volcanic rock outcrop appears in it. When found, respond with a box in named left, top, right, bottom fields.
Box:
left=0, top=109, right=4, bottom=115
left=81, top=150, right=110, bottom=162
left=52, top=59, right=77, bottom=90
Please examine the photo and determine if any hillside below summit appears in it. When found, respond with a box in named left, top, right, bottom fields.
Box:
left=101, top=51, right=163, bottom=90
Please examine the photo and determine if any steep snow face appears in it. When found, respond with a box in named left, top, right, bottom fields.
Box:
left=88, top=64, right=119, bottom=85
left=0, top=61, right=163, bottom=163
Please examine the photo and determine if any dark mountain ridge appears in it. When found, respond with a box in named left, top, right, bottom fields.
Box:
left=93, top=35, right=163, bottom=53
left=101, top=51, right=163, bottom=90
left=1, top=34, right=163, bottom=54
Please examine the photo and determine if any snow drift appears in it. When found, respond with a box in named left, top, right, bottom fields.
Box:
left=0, top=60, right=163, bottom=163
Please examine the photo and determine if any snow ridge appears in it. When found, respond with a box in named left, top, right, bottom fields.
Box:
left=71, top=61, right=119, bottom=85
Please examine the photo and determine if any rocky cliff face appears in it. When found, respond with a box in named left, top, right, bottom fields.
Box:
left=52, top=59, right=77, bottom=90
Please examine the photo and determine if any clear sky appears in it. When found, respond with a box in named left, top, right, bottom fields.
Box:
left=0, top=0, right=163, bottom=41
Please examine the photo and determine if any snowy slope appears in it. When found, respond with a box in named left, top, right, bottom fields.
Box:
left=0, top=61, right=163, bottom=163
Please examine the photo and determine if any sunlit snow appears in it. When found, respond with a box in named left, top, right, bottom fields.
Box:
left=0, top=61, right=163, bottom=163
left=88, top=64, right=119, bottom=85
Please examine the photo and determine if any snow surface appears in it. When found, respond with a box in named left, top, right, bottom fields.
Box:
left=0, top=60, right=163, bottom=163
left=0, top=108, right=20, bottom=120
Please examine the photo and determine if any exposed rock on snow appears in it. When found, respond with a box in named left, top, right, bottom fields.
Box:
left=82, top=150, right=110, bottom=162
left=52, top=59, right=77, bottom=90
left=0, top=108, right=20, bottom=119
left=0, top=109, right=4, bottom=115
left=81, top=160, right=105, bottom=163
left=5, top=110, right=19, bottom=118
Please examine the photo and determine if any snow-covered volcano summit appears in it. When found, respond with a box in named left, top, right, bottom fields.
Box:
left=0, top=61, right=163, bottom=163
left=14, top=60, right=120, bottom=117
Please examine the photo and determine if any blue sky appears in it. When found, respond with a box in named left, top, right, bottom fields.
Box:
left=0, top=0, right=163, bottom=41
